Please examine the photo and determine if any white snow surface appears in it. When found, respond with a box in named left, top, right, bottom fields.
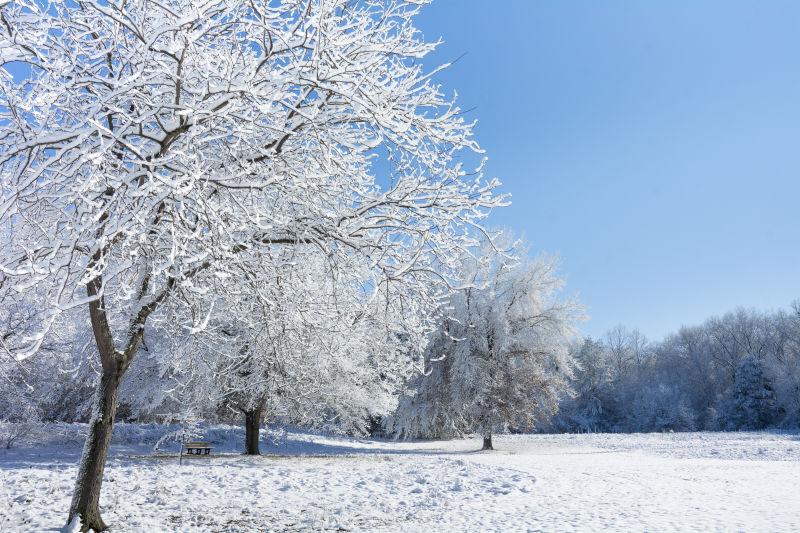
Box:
left=2, top=426, right=799, bottom=532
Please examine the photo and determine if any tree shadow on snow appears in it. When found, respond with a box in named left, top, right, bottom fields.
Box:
left=256, top=437, right=486, bottom=458
left=0, top=436, right=485, bottom=471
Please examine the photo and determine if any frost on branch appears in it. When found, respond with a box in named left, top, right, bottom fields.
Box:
left=0, top=0, right=504, bottom=364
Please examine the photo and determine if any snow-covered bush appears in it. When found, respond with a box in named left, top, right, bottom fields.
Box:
left=0, top=363, right=45, bottom=449
left=627, top=384, right=696, bottom=432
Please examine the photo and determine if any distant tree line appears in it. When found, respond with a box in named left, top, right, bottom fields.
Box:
left=551, top=303, right=800, bottom=433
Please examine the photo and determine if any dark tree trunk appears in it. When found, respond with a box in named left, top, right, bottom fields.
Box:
left=66, top=368, right=122, bottom=531
left=244, top=406, right=263, bottom=455
left=66, top=265, right=158, bottom=531
left=482, top=433, right=493, bottom=451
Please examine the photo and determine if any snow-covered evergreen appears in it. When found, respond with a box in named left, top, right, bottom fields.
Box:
left=721, top=356, right=780, bottom=430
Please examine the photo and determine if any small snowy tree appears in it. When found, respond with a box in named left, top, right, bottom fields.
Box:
left=0, top=0, right=504, bottom=528
left=550, top=338, right=612, bottom=432
left=388, top=238, right=583, bottom=450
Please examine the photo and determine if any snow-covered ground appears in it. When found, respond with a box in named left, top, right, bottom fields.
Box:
left=2, top=425, right=799, bottom=532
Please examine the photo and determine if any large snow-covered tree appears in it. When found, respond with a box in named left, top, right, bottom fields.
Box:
left=0, top=0, right=504, bottom=528
left=174, top=248, right=413, bottom=455
left=387, top=238, right=583, bottom=450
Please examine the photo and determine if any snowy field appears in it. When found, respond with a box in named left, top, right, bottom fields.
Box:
left=2, top=426, right=800, bottom=532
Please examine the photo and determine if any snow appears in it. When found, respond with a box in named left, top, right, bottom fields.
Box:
left=62, top=516, right=81, bottom=533
left=2, top=426, right=800, bottom=532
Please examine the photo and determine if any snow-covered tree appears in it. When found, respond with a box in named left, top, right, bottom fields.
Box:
left=0, top=0, right=504, bottom=528
left=721, top=356, right=780, bottom=430
left=549, top=338, right=610, bottom=432
left=388, top=238, right=583, bottom=450
left=174, top=250, right=413, bottom=454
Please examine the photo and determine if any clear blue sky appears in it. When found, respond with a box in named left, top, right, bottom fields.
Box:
left=416, top=0, right=800, bottom=340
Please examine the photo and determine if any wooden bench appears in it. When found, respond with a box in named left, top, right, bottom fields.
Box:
left=180, top=441, right=212, bottom=464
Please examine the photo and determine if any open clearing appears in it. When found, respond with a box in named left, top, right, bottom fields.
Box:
left=2, top=428, right=799, bottom=532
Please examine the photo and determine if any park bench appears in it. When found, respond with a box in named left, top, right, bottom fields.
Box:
left=180, top=441, right=212, bottom=464
left=183, top=441, right=212, bottom=455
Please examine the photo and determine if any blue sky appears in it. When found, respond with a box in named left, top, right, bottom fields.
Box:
left=416, top=0, right=800, bottom=340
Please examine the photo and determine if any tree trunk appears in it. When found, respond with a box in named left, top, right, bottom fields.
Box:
left=244, top=406, right=263, bottom=455
left=65, top=253, right=163, bottom=530
left=482, top=433, right=493, bottom=451
left=66, top=368, right=122, bottom=531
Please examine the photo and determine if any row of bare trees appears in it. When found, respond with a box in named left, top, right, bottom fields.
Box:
left=554, top=303, right=800, bottom=433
